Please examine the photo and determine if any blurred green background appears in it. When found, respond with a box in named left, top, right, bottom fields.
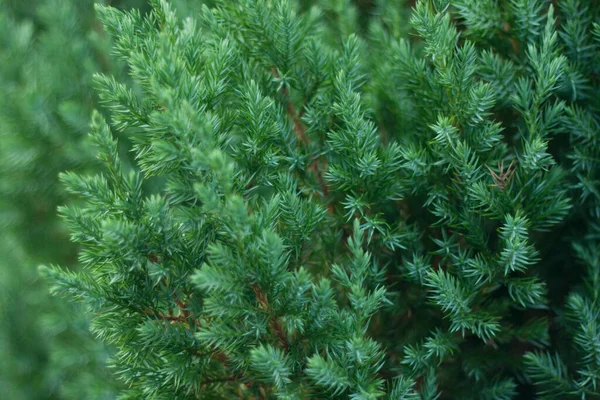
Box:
left=0, top=0, right=149, bottom=398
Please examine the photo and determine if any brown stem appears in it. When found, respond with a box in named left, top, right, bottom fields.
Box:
left=201, top=375, right=238, bottom=385
left=271, top=69, right=332, bottom=206
left=146, top=311, right=189, bottom=323
left=310, top=157, right=330, bottom=198
left=273, top=68, right=310, bottom=146
left=287, top=99, right=308, bottom=145
left=156, top=269, right=195, bottom=323
left=270, top=318, right=290, bottom=351
left=176, top=297, right=192, bottom=319
left=251, top=284, right=290, bottom=350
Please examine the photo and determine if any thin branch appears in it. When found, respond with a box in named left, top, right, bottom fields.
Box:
left=251, top=284, right=290, bottom=350
left=201, top=375, right=239, bottom=385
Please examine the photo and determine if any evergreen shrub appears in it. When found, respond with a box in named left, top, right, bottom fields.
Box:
left=41, top=0, right=600, bottom=398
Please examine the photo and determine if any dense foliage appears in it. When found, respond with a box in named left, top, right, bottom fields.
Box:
left=9, top=0, right=599, bottom=398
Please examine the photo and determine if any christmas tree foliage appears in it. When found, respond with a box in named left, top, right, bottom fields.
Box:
left=37, top=0, right=600, bottom=398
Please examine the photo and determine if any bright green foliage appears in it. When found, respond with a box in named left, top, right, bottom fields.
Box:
left=42, top=0, right=600, bottom=399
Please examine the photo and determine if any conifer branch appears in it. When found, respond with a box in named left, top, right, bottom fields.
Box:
left=251, top=284, right=290, bottom=351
